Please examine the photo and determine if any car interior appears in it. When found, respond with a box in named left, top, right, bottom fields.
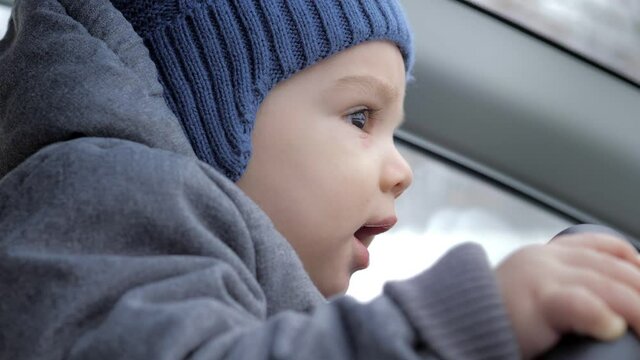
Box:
left=397, top=0, right=640, bottom=357
left=400, top=0, right=640, bottom=246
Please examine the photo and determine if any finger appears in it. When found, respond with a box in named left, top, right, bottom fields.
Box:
left=553, top=233, right=639, bottom=265
left=568, top=269, right=640, bottom=337
left=556, top=247, right=640, bottom=292
left=542, top=286, right=627, bottom=341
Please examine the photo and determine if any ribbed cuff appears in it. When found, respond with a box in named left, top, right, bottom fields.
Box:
left=384, top=243, right=519, bottom=360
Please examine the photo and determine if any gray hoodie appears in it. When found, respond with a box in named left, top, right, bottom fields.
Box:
left=0, top=0, right=519, bottom=359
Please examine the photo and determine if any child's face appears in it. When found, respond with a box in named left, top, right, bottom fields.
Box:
left=237, top=41, right=413, bottom=297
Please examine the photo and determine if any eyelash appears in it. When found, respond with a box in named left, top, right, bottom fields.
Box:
left=346, top=108, right=378, bottom=130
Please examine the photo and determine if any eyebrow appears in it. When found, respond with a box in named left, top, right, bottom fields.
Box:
left=334, top=75, right=400, bottom=104
left=334, top=75, right=405, bottom=127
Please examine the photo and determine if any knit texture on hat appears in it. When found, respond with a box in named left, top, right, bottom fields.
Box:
left=111, top=0, right=414, bottom=181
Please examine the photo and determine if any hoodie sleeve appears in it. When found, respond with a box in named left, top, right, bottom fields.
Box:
left=0, top=138, right=519, bottom=360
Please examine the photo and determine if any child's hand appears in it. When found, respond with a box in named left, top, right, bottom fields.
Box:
left=496, top=233, right=640, bottom=359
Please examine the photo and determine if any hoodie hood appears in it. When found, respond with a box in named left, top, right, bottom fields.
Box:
left=0, top=0, right=194, bottom=178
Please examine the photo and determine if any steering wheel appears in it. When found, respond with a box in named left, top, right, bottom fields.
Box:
left=540, top=332, right=640, bottom=359
left=539, top=224, right=640, bottom=359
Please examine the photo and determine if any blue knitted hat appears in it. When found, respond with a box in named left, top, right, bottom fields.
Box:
left=111, top=0, right=414, bottom=181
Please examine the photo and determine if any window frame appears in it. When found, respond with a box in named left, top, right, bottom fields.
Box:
left=458, top=0, right=640, bottom=90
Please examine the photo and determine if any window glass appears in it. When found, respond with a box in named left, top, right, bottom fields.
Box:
left=347, top=141, right=573, bottom=301
left=0, top=4, right=10, bottom=39
left=465, top=0, right=640, bottom=85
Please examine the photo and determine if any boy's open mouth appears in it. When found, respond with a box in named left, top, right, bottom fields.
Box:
left=351, top=218, right=397, bottom=271
left=353, top=217, right=398, bottom=245
left=353, top=223, right=395, bottom=243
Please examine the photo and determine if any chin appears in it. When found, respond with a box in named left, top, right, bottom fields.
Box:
left=318, top=274, right=351, bottom=298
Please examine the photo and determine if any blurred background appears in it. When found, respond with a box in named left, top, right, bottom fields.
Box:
left=0, top=1, right=9, bottom=38
left=348, top=0, right=639, bottom=301
left=468, top=0, right=640, bottom=85
left=1, top=0, right=638, bottom=302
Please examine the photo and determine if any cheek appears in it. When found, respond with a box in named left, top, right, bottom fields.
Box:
left=267, top=126, right=375, bottom=242
left=251, top=112, right=379, bottom=216
left=358, top=132, right=373, bottom=149
left=309, top=129, right=373, bottom=193
left=241, top=117, right=379, bottom=295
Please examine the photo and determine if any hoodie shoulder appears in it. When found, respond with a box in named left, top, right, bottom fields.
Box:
left=0, top=137, right=324, bottom=313
left=0, top=0, right=194, bottom=178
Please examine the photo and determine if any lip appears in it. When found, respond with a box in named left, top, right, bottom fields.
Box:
left=352, top=216, right=397, bottom=271
left=352, top=236, right=370, bottom=271
left=354, top=216, right=397, bottom=240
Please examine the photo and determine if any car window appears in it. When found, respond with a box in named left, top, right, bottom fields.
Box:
left=349, top=0, right=640, bottom=301
left=347, top=141, right=573, bottom=301
left=0, top=4, right=10, bottom=39
left=464, top=0, right=640, bottom=85
left=397, top=0, right=640, bottom=245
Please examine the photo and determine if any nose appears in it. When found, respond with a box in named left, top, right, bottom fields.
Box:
left=380, top=144, right=413, bottom=198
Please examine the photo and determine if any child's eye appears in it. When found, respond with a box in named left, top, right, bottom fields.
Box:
left=347, top=109, right=369, bottom=130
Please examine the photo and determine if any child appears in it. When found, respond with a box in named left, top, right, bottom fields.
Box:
left=1, top=0, right=640, bottom=359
